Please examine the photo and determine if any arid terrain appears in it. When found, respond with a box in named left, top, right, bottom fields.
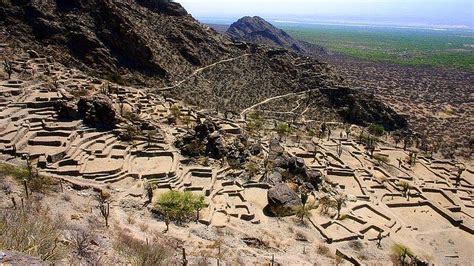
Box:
left=211, top=17, right=474, bottom=160
left=327, top=55, right=474, bottom=160
left=0, top=1, right=473, bottom=265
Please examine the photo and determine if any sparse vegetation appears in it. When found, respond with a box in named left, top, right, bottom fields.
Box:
left=390, top=243, right=422, bottom=265
left=3, top=59, right=13, bottom=79
left=319, top=191, right=348, bottom=219
left=170, top=104, right=181, bottom=121
left=153, top=190, right=205, bottom=232
left=0, top=163, right=57, bottom=194
left=0, top=203, right=67, bottom=262
left=246, top=111, right=264, bottom=135
left=96, top=190, right=111, bottom=227
left=398, top=181, right=412, bottom=200
left=114, top=230, right=171, bottom=265
left=275, top=122, right=293, bottom=140
left=368, top=123, right=385, bottom=137
left=295, top=203, right=315, bottom=223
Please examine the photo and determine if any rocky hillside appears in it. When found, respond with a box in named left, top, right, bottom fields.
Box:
left=0, top=0, right=237, bottom=85
left=0, top=0, right=407, bottom=130
left=227, top=16, right=325, bottom=56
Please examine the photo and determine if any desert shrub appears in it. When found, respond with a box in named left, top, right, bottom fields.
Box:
left=338, top=214, right=349, bottom=220
left=170, top=104, right=181, bottom=120
left=295, top=203, right=316, bottom=223
left=114, top=230, right=171, bottom=266
left=70, top=88, right=90, bottom=97
left=123, top=110, right=141, bottom=122
left=245, top=161, right=260, bottom=178
left=68, top=228, right=94, bottom=259
left=0, top=204, right=68, bottom=262
left=391, top=243, right=415, bottom=264
left=0, top=163, right=28, bottom=179
left=373, top=154, right=390, bottom=164
left=319, top=192, right=347, bottom=219
left=275, top=122, right=294, bottom=139
left=246, top=111, right=264, bottom=134
left=295, top=231, right=308, bottom=241
left=106, top=72, right=125, bottom=85
left=0, top=163, right=57, bottom=193
left=349, top=240, right=364, bottom=251
left=29, top=173, right=58, bottom=193
left=316, top=244, right=332, bottom=257
left=368, top=124, right=385, bottom=136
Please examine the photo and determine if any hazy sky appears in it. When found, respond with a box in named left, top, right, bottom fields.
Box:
left=177, top=0, right=474, bottom=28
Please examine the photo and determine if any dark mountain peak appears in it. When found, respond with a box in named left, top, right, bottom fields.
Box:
left=226, top=16, right=324, bottom=56
left=136, top=0, right=188, bottom=16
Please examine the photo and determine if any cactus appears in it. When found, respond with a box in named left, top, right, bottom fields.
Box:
left=99, top=201, right=110, bottom=227
left=3, top=60, right=13, bottom=79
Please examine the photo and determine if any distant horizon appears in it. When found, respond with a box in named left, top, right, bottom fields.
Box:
left=177, top=0, right=474, bottom=30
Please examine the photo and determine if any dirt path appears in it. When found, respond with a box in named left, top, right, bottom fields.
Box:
left=240, top=89, right=319, bottom=120
left=152, top=54, right=252, bottom=92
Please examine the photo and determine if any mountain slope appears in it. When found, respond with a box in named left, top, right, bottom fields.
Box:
left=1, top=0, right=237, bottom=85
left=226, top=16, right=325, bottom=56
left=0, top=0, right=407, bottom=130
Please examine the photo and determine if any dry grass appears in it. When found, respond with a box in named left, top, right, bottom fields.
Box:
left=373, top=154, right=390, bottom=164
left=0, top=163, right=58, bottom=193
left=0, top=163, right=28, bottom=180
left=139, top=222, right=149, bottom=232
left=0, top=202, right=68, bottom=262
left=349, top=240, right=364, bottom=252
left=316, top=244, right=333, bottom=258
left=113, top=229, right=171, bottom=266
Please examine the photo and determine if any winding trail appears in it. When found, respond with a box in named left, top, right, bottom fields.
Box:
left=240, top=88, right=320, bottom=120
left=151, top=54, right=252, bottom=92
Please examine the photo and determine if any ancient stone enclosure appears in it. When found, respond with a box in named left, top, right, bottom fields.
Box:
left=1, top=48, right=473, bottom=265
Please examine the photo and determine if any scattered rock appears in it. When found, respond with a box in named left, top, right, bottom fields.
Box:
left=0, top=251, right=43, bottom=265
left=77, top=95, right=117, bottom=129
left=54, top=99, right=79, bottom=120
left=26, top=49, right=40, bottom=58
left=267, top=171, right=282, bottom=186
left=267, top=183, right=302, bottom=216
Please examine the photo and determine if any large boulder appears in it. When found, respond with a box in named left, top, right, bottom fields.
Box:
left=305, top=170, right=322, bottom=189
left=267, top=183, right=302, bottom=216
left=206, top=131, right=227, bottom=159
left=269, top=139, right=285, bottom=154
left=266, top=171, right=282, bottom=186
left=176, top=120, right=228, bottom=159
left=54, top=99, right=79, bottom=120
left=77, top=95, right=117, bottom=129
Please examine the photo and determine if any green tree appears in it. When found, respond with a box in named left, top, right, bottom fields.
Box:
left=154, top=190, right=205, bottom=232
left=368, top=124, right=385, bottom=137
left=192, top=195, right=206, bottom=223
